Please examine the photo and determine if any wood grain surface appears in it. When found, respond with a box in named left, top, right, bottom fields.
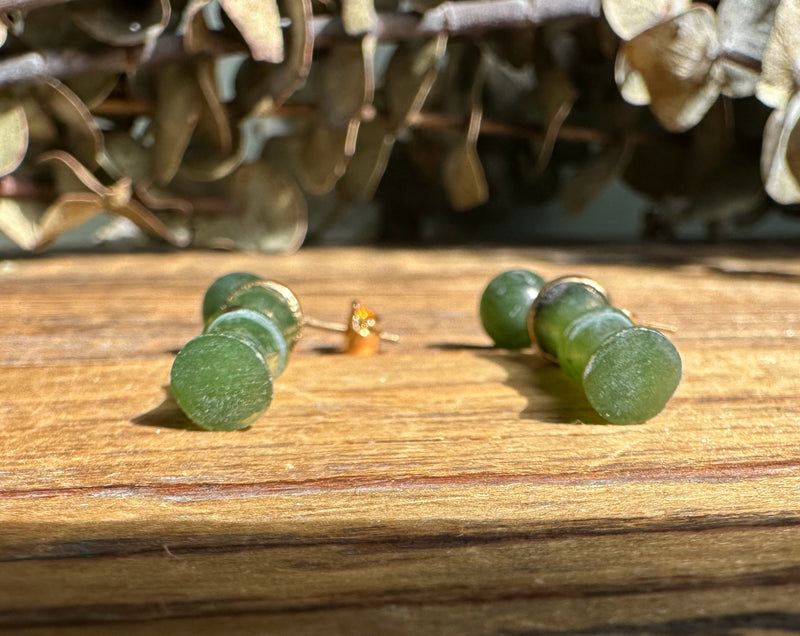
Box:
left=1, top=246, right=800, bottom=634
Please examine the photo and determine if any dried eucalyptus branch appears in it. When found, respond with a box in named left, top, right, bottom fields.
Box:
left=0, top=0, right=601, bottom=89
left=0, top=174, right=230, bottom=214
left=91, top=98, right=624, bottom=146
left=315, top=0, right=601, bottom=45
left=0, top=0, right=74, bottom=10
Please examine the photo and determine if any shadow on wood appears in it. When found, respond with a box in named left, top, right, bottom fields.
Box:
left=476, top=350, right=607, bottom=425
left=131, top=386, right=207, bottom=432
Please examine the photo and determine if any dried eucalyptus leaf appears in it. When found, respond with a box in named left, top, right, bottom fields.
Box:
left=0, top=198, right=39, bottom=250
left=623, top=5, right=721, bottom=132
left=716, top=0, right=778, bottom=97
left=298, top=121, right=359, bottom=194
left=21, top=98, right=58, bottom=145
left=342, top=0, right=377, bottom=36
left=16, top=4, right=95, bottom=50
left=182, top=0, right=214, bottom=53
left=219, top=0, right=284, bottom=63
left=717, top=0, right=778, bottom=63
left=787, top=111, right=800, bottom=188
left=0, top=103, right=28, bottom=177
left=193, top=161, right=307, bottom=252
left=70, top=0, right=170, bottom=46
left=755, top=0, right=800, bottom=110
left=134, top=183, right=193, bottom=215
left=717, top=58, right=761, bottom=99
left=602, top=0, right=690, bottom=41
left=614, top=51, right=650, bottom=105
left=533, top=49, right=577, bottom=173
left=195, top=56, right=232, bottom=155
left=179, top=125, right=245, bottom=182
left=103, top=177, right=133, bottom=210
left=38, top=150, right=105, bottom=194
left=65, top=73, right=120, bottom=110
left=762, top=93, right=800, bottom=204
left=152, top=63, right=203, bottom=185
left=114, top=199, right=190, bottom=247
left=37, top=193, right=102, bottom=248
left=561, top=140, right=634, bottom=215
left=36, top=78, right=104, bottom=168
left=385, top=35, right=448, bottom=130
left=234, top=0, right=313, bottom=116
left=444, top=137, right=488, bottom=211
left=101, top=132, right=152, bottom=182
left=320, top=36, right=376, bottom=129
left=337, top=120, right=395, bottom=201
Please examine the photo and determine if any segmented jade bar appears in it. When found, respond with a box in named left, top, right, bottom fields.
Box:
left=480, top=270, right=682, bottom=424
left=530, top=277, right=682, bottom=424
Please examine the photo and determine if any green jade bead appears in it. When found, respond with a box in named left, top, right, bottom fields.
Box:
left=480, top=269, right=545, bottom=349
left=212, top=281, right=303, bottom=350
left=557, top=306, right=634, bottom=383
left=170, top=334, right=273, bottom=431
left=582, top=326, right=682, bottom=425
left=205, top=308, right=289, bottom=378
left=530, top=278, right=610, bottom=360
left=202, top=272, right=260, bottom=323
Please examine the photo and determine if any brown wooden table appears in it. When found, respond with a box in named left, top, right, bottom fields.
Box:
left=2, top=246, right=800, bottom=634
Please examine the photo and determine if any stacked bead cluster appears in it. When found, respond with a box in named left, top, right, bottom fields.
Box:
left=170, top=272, right=303, bottom=431
left=480, top=269, right=682, bottom=424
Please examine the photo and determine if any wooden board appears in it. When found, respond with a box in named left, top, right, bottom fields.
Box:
left=1, top=246, right=800, bottom=634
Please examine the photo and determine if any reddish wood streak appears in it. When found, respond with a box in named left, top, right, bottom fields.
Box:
left=2, top=460, right=797, bottom=501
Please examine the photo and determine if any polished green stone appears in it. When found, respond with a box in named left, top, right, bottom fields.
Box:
left=558, top=307, right=634, bottom=383
left=170, top=334, right=273, bottom=431
left=214, top=283, right=302, bottom=349
left=201, top=272, right=260, bottom=322
left=480, top=269, right=545, bottom=349
left=205, top=308, right=289, bottom=378
left=530, top=280, right=609, bottom=359
left=583, top=326, right=682, bottom=425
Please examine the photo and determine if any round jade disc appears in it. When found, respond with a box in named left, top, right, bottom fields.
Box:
left=583, top=327, right=682, bottom=425
left=205, top=308, right=289, bottom=378
left=530, top=280, right=609, bottom=359
left=480, top=269, right=545, bottom=349
left=202, top=272, right=260, bottom=322
left=170, top=334, right=273, bottom=431
left=558, top=307, right=634, bottom=383
left=215, top=283, right=302, bottom=349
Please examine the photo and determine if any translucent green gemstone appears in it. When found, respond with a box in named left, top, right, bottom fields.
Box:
left=558, top=307, right=634, bottom=383
left=583, top=327, right=682, bottom=425
left=170, top=334, right=273, bottom=431
left=530, top=279, right=610, bottom=359
left=480, top=269, right=545, bottom=349
left=214, top=281, right=303, bottom=349
left=205, top=308, right=289, bottom=378
left=201, top=272, right=260, bottom=322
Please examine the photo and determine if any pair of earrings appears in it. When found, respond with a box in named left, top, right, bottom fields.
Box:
left=170, top=272, right=396, bottom=431
left=171, top=269, right=682, bottom=431
left=480, top=269, right=682, bottom=424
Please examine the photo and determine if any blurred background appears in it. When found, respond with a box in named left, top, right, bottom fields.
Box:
left=0, top=0, right=797, bottom=255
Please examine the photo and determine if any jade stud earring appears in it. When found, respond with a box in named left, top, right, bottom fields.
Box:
left=481, top=270, right=682, bottom=425
left=171, top=272, right=399, bottom=430
left=171, top=272, right=304, bottom=431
